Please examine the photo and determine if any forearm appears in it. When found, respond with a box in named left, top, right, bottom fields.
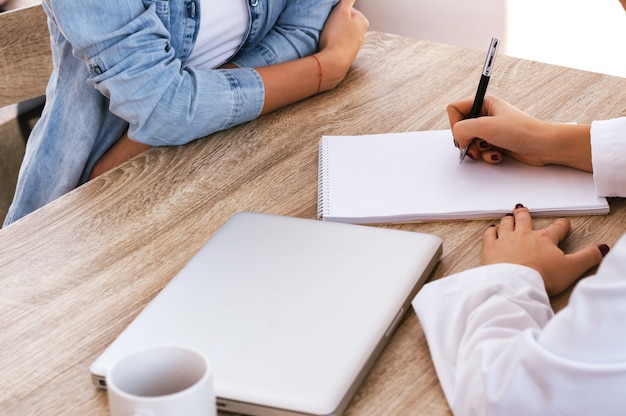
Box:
left=413, top=265, right=554, bottom=413
left=257, top=52, right=346, bottom=115
left=89, top=54, right=324, bottom=179
left=89, top=132, right=150, bottom=180
left=416, top=257, right=626, bottom=415
left=258, top=0, right=366, bottom=115
left=256, top=56, right=319, bottom=115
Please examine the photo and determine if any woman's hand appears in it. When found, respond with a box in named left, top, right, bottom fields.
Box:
left=315, top=0, right=369, bottom=91
left=447, top=96, right=592, bottom=172
left=257, top=0, right=368, bottom=114
left=482, top=205, right=608, bottom=296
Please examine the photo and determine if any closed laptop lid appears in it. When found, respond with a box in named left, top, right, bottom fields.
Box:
left=90, top=212, right=442, bottom=416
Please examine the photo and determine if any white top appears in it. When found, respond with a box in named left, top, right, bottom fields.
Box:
left=185, top=0, right=249, bottom=69
left=413, top=117, right=626, bottom=415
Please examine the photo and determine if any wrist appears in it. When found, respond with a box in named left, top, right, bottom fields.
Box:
left=543, top=122, right=592, bottom=172
left=313, top=50, right=351, bottom=92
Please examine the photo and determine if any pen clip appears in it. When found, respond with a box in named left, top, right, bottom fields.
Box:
left=482, top=38, right=499, bottom=77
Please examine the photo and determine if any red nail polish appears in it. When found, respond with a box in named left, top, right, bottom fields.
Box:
left=491, top=154, right=500, bottom=162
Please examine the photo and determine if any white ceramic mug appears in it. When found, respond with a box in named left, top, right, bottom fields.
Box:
left=106, top=345, right=216, bottom=416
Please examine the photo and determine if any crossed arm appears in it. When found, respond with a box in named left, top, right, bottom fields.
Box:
left=89, top=0, right=368, bottom=179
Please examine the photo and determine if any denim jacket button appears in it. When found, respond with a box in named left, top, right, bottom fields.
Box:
left=187, top=1, right=196, bottom=17
left=92, top=66, right=102, bottom=75
left=249, top=0, right=258, bottom=6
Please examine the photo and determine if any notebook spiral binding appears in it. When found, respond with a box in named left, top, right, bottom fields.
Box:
left=317, top=137, right=331, bottom=220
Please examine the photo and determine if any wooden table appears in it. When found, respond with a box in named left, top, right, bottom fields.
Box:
left=1, top=32, right=625, bottom=416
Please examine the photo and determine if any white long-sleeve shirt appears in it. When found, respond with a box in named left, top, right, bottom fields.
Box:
left=413, top=117, right=626, bottom=415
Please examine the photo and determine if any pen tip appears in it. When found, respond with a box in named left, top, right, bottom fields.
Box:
left=459, top=149, right=467, bottom=163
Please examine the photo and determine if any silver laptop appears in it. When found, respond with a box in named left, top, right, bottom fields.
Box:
left=90, top=212, right=442, bottom=416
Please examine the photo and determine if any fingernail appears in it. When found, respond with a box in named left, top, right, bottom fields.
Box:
left=598, top=244, right=610, bottom=257
left=479, top=141, right=490, bottom=149
left=491, top=154, right=500, bottom=162
left=515, top=203, right=524, bottom=209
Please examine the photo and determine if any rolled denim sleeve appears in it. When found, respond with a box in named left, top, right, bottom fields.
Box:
left=45, top=0, right=264, bottom=146
left=232, top=0, right=338, bottom=68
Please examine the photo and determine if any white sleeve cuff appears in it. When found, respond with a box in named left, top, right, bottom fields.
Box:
left=591, top=117, right=626, bottom=197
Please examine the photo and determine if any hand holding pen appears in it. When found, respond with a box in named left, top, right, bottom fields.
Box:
left=448, top=95, right=594, bottom=170
left=458, top=37, right=499, bottom=163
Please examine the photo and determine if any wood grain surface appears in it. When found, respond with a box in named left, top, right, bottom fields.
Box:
left=1, top=24, right=626, bottom=416
left=0, top=5, right=51, bottom=107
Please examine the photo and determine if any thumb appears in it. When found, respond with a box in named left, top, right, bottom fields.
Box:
left=544, top=243, right=608, bottom=296
left=564, top=243, right=609, bottom=277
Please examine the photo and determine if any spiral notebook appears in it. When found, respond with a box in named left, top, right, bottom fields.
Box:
left=317, top=129, right=609, bottom=224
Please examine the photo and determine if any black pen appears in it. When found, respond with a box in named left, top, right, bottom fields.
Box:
left=459, top=37, right=499, bottom=163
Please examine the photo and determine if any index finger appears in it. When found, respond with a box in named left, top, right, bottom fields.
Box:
left=543, top=218, right=571, bottom=245
left=446, top=98, right=475, bottom=128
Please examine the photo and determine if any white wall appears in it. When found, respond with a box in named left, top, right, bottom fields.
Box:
left=356, top=0, right=626, bottom=78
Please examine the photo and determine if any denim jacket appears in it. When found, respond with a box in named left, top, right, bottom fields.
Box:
left=4, top=0, right=337, bottom=226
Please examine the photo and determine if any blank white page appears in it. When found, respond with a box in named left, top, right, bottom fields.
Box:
left=318, top=130, right=609, bottom=223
